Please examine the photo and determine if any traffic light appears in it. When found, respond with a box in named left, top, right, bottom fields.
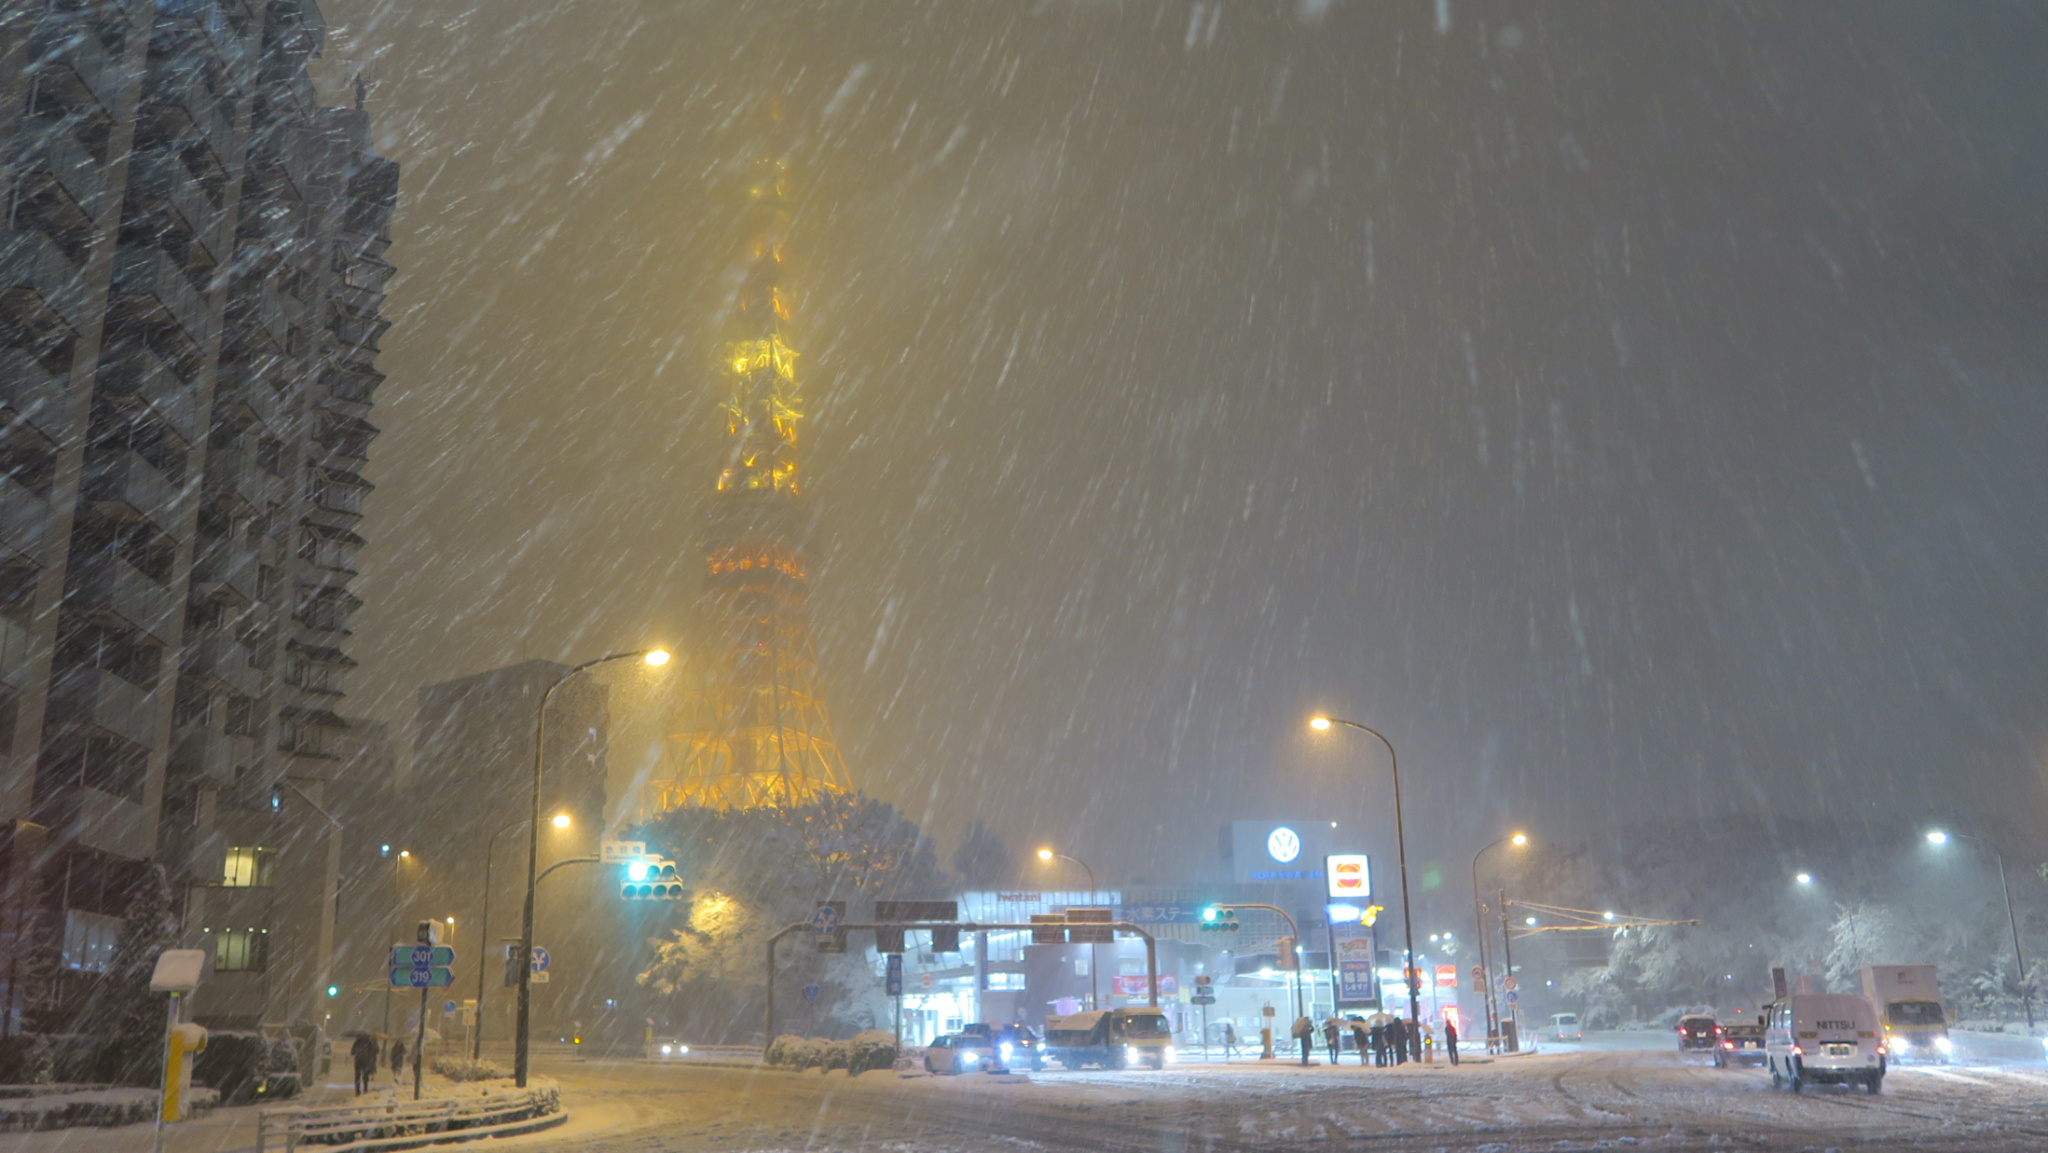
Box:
left=620, top=857, right=688, bottom=899
left=1200, top=906, right=1239, bottom=932
left=326, top=985, right=339, bottom=997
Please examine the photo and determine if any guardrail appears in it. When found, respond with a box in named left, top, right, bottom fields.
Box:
left=254, top=1082, right=562, bottom=1152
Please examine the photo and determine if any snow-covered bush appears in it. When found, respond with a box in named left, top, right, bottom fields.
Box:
left=430, top=1056, right=509, bottom=1082
left=765, top=1031, right=898, bottom=1075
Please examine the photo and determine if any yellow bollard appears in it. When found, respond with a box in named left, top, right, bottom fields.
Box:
left=163, top=1023, right=208, bottom=1122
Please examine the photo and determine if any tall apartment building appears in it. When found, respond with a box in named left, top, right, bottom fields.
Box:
left=0, top=0, right=396, bottom=1035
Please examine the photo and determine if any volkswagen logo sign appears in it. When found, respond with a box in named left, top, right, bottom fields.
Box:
left=1267, top=826, right=1301, bottom=863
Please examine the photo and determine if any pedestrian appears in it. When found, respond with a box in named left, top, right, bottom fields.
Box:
left=1349, top=1019, right=1369, bottom=1066
left=1388, top=1017, right=1409, bottom=1065
left=1445, top=1020, right=1460, bottom=1067
left=1290, top=1015, right=1315, bottom=1065
left=389, top=1037, right=406, bottom=1083
left=1323, top=1017, right=1342, bottom=1066
left=1368, top=1023, right=1386, bottom=1067
left=1221, top=1020, right=1240, bottom=1058
left=350, top=1032, right=378, bottom=1095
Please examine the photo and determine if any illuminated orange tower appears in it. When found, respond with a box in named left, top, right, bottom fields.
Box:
left=642, top=156, right=853, bottom=814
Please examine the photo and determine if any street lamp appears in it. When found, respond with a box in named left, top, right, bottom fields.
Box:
left=1036, top=848, right=1099, bottom=1010
left=515, top=649, right=670, bottom=1087
left=1309, top=715, right=1421, bottom=1058
left=474, top=815, right=570, bottom=1059
left=1472, top=832, right=1529, bottom=1051
left=1927, top=829, right=2033, bottom=1031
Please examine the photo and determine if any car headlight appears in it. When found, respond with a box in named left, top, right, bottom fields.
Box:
left=957, top=1051, right=973, bottom=1067
left=1164, top=1047, right=1175, bottom=1063
left=1935, top=1037, right=1953, bottom=1054
left=1125, top=1046, right=1138, bottom=1061
left=1892, top=1038, right=1908, bottom=1052
left=660, top=1044, right=672, bottom=1055
left=1000, top=1042, right=1013, bottom=1058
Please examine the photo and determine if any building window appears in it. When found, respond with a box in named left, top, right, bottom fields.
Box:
left=280, top=719, right=332, bottom=758
left=221, top=846, right=274, bottom=887
left=213, top=929, right=269, bottom=972
left=287, top=656, right=342, bottom=695
left=61, top=910, right=121, bottom=973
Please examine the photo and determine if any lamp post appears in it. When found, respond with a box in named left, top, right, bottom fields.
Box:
left=1471, top=832, right=1528, bottom=1052
left=1037, top=848, right=1099, bottom=1010
left=383, top=848, right=412, bottom=1038
left=515, top=649, right=669, bottom=1087
left=1310, top=716, right=1421, bottom=1058
left=1927, top=830, right=2033, bottom=1031
left=473, top=815, right=570, bottom=1059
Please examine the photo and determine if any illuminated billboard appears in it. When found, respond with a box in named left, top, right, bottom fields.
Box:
left=1325, top=854, right=1371, bottom=900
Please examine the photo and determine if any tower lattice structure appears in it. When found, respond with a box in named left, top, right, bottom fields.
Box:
left=641, top=157, right=853, bottom=816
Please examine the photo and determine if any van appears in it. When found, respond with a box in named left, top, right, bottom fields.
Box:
left=1549, top=1013, right=1581, bottom=1041
left=1764, top=994, right=1885, bottom=1094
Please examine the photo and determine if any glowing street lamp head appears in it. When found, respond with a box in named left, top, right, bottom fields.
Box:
left=1309, top=716, right=1333, bottom=732
left=445, top=916, right=455, bottom=925
left=1510, top=832, right=1529, bottom=847
left=1926, top=830, right=1949, bottom=846
left=398, top=850, right=410, bottom=860
left=644, top=649, right=671, bottom=667
left=1036, top=848, right=1054, bottom=862
left=1794, top=872, right=1812, bottom=885
left=551, top=813, right=573, bottom=829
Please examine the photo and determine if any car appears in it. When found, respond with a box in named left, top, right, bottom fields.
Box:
left=1676, top=1013, right=1720, bottom=1053
left=1765, top=994, right=1885, bottom=1094
left=1549, top=1013, right=1582, bottom=1041
left=923, top=1033, right=998, bottom=1075
left=1715, top=1023, right=1765, bottom=1067
left=645, top=1037, right=691, bottom=1059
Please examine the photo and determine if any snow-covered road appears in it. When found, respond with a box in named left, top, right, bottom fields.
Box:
left=490, top=1033, right=2048, bottom=1153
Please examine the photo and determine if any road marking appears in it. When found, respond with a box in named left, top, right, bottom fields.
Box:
left=1906, top=1067, right=1997, bottom=1087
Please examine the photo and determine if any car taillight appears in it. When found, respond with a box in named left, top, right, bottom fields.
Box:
left=1876, top=1045, right=1886, bottom=1056
left=1791, top=1045, right=1803, bottom=1056
left=1722, top=1041, right=1733, bottom=1049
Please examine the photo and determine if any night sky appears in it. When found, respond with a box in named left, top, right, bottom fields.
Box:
left=312, top=1, right=2048, bottom=900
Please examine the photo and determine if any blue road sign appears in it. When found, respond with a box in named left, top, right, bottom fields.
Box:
left=810, top=905, right=840, bottom=935
left=803, top=984, right=821, bottom=1003
left=530, top=946, right=550, bottom=972
left=886, top=954, right=903, bottom=997
left=1506, top=990, right=1519, bottom=1005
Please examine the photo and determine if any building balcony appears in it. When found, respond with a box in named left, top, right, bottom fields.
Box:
left=84, top=449, right=186, bottom=538
left=170, top=722, right=236, bottom=784
left=66, top=553, right=178, bottom=645
left=11, top=124, right=112, bottom=228
left=202, top=443, right=268, bottom=514
left=96, top=346, right=200, bottom=446
left=111, top=245, right=211, bottom=348
left=0, top=345, right=72, bottom=449
left=182, top=627, right=261, bottom=698
left=142, top=57, right=238, bottom=171
left=0, top=225, right=93, bottom=335
left=0, top=470, right=51, bottom=564
left=128, top=150, right=221, bottom=256
left=191, top=537, right=259, bottom=606
left=212, top=362, right=278, bottom=429
left=227, top=275, right=289, bottom=356
left=28, top=22, right=123, bottom=121
left=47, top=667, right=159, bottom=750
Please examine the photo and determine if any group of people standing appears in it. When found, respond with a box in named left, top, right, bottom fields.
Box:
left=348, top=1033, right=418, bottom=1095
left=1288, top=1014, right=1460, bottom=1067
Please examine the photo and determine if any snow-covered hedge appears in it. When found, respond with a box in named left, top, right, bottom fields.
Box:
left=0, top=1086, right=217, bottom=1132
left=765, top=1030, right=897, bottom=1075
left=430, top=1056, right=509, bottom=1082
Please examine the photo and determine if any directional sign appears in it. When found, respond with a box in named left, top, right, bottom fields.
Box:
left=886, top=954, right=903, bottom=997
left=802, top=984, right=821, bottom=1003
left=389, top=966, right=456, bottom=988
left=530, top=947, right=550, bottom=973
left=811, top=906, right=840, bottom=934
left=813, top=901, right=847, bottom=954
left=1506, top=990, right=1519, bottom=1005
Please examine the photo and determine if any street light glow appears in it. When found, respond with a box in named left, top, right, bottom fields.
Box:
left=1603, top=911, right=1616, bottom=922
left=1036, top=848, right=1054, bottom=861
left=1795, top=872, right=1812, bottom=885
left=1309, top=716, right=1333, bottom=731
left=1926, top=830, right=1949, bottom=845
left=399, top=850, right=410, bottom=859
left=644, top=649, right=671, bottom=666
left=551, top=813, right=572, bottom=829
left=1510, top=832, right=1529, bottom=847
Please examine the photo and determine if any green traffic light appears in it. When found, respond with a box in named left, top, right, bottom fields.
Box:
left=1202, top=906, right=1220, bottom=923
left=326, top=985, right=339, bottom=997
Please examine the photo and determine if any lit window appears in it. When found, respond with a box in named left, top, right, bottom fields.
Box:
left=61, top=910, right=121, bottom=972
left=214, top=929, right=269, bottom=972
left=222, top=846, right=275, bottom=887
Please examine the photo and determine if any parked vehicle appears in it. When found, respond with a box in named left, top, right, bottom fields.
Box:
left=1765, top=994, right=1885, bottom=1094
left=1548, top=1013, right=1582, bottom=1041
left=1043, top=1007, right=1173, bottom=1070
left=923, top=1033, right=998, bottom=1075
left=1860, top=965, right=1951, bottom=1063
left=1677, top=1014, right=1719, bottom=1053
left=1715, top=1022, right=1765, bottom=1067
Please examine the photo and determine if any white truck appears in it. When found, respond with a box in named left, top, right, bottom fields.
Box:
left=1042, top=1007, right=1173, bottom=1070
left=1859, top=965, right=1950, bottom=1063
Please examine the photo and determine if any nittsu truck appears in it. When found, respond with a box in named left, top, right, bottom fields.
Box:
left=1042, top=1007, right=1173, bottom=1069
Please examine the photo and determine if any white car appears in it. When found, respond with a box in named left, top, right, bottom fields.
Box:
left=645, top=1038, right=691, bottom=1059
left=923, top=1033, right=998, bottom=1074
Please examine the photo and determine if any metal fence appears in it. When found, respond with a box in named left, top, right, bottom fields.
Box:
left=254, top=1082, right=562, bottom=1152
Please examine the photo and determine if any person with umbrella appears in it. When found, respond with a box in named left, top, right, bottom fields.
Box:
left=349, top=1032, right=378, bottom=1095
left=1348, top=1017, right=1370, bottom=1066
